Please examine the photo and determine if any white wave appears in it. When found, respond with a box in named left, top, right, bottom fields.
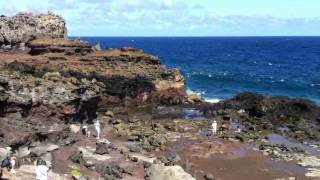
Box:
left=186, top=89, right=205, bottom=96
left=204, top=98, right=221, bottom=104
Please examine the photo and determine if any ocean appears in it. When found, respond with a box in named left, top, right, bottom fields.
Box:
left=73, top=37, right=320, bottom=105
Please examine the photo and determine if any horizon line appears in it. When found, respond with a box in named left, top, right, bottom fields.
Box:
left=69, top=35, right=320, bottom=38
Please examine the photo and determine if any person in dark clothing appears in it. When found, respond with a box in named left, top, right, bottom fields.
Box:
left=1, top=147, right=17, bottom=177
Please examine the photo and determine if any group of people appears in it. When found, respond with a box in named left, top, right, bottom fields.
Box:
left=82, top=120, right=101, bottom=139
left=0, top=120, right=103, bottom=180
left=1, top=147, right=49, bottom=180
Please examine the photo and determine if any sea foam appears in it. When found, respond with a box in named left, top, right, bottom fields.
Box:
left=204, top=98, right=221, bottom=104
left=186, top=88, right=205, bottom=96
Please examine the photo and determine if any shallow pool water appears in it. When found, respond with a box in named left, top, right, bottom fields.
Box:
left=267, top=134, right=320, bottom=155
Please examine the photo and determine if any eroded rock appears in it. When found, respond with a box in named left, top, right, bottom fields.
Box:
left=30, top=143, right=59, bottom=156
left=29, top=38, right=92, bottom=55
left=0, top=12, right=67, bottom=51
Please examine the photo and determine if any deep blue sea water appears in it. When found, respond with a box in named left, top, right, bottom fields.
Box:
left=73, top=37, right=320, bottom=105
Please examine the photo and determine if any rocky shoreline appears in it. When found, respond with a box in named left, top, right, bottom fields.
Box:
left=0, top=13, right=320, bottom=180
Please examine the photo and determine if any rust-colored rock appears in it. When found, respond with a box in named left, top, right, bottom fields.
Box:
left=29, top=38, right=92, bottom=55
left=0, top=39, right=185, bottom=106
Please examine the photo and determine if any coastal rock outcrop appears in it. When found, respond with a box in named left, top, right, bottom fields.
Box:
left=0, top=12, right=67, bottom=50
left=228, top=92, right=320, bottom=121
left=0, top=38, right=186, bottom=149
left=0, top=39, right=186, bottom=106
left=201, top=92, right=320, bottom=142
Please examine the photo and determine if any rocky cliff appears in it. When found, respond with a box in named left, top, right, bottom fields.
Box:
left=0, top=37, right=186, bottom=146
left=0, top=12, right=67, bottom=51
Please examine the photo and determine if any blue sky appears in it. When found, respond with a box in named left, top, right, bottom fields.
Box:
left=1, top=0, right=320, bottom=36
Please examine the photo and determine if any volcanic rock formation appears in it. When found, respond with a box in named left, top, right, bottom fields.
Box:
left=0, top=12, right=67, bottom=50
left=0, top=37, right=186, bottom=148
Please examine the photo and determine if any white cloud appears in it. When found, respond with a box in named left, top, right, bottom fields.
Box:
left=1, top=0, right=320, bottom=36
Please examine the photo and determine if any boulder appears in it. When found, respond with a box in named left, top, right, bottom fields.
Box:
left=129, top=145, right=143, bottom=153
left=78, top=146, right=110, bottom=161
left=70, top=124, right=81, bottom=133
left=15, top=147, right=31, bottom=158
left=0, top=12, right=67, bottom=50
left=30, top=143, right=59, bottom=156
left=95, top=163, right=134, bottom=179
left=148, top=134, right=168, bottom=147
left=147, top=164, right=196, bottom=180
left=128, top=155, right=139, bottom=162
left=235, top=134, right=247, bottom=142
left=95, top=143, right=110, bottom=155
left=69, top=151, right=84, bottom=164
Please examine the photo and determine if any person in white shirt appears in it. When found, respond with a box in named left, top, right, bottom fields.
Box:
left=35, top=159, right=49, bottom=180
left=94, top=120, right=101, bottom=139
left=212, top=120, right=217, bottom=136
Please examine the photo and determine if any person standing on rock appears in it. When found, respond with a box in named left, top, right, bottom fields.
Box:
left=236, top=126, right=241, bottom=133
left=82, top=125, right=90, bottom=137
left=94, top=120, right=101, bottom=139
left=212, top=120, right=217, bottom=136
